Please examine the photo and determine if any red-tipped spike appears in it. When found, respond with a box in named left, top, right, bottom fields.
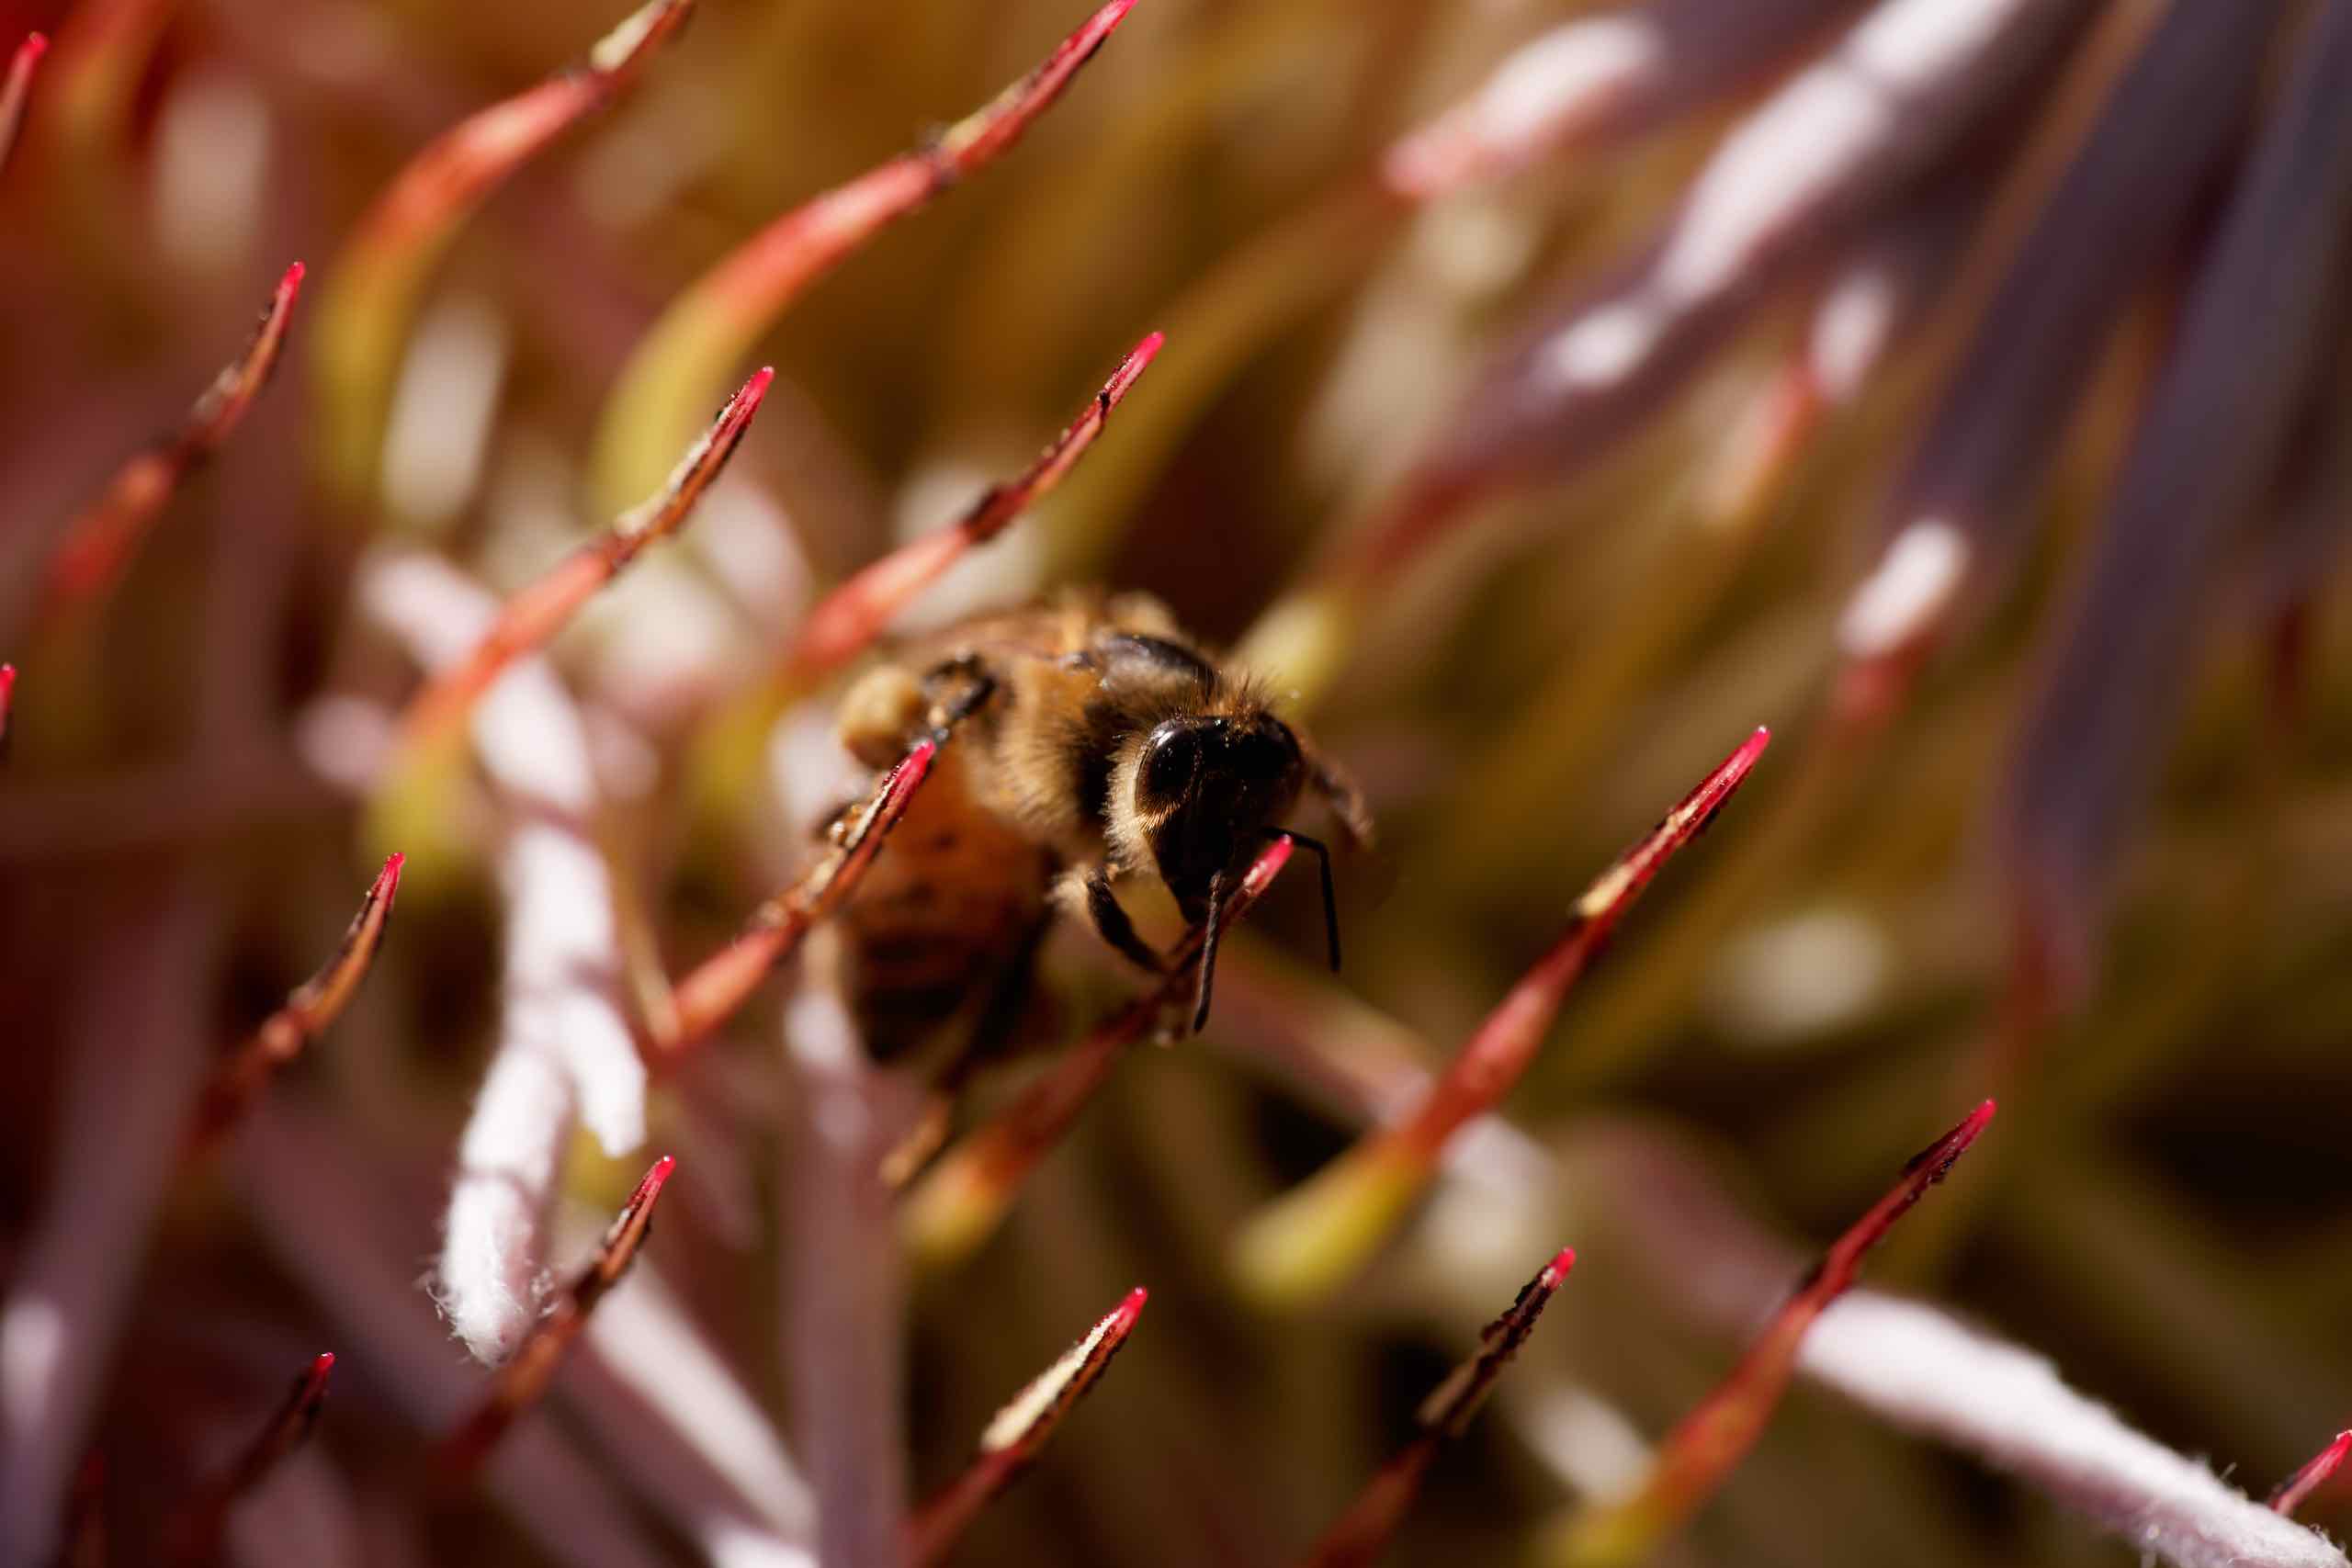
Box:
left=1235, top=729, right=1770, bottom=1303
left=591, top=0, right=1139, bottom=512
left=1301, top=1248, right=1575, bottom=1568
left=907, top=1287, right=1149, bottom=1566
left=166, top=1353, right=337, bottom=1565
left=434, top=1156, right=676, bottom=1480
left=788, top=332, right=1165, bottom=676
left=662, top=733, right=940, bottom=1059
left=0, top=32, right=46, bottom=174
left=1409, top=726, right=1770, bottom=1161
left=1553, top=1104, right=1995, bottom=1562
left=941, top=0, right=1136, bottom=168
left=2271, top=1429, right=2352, bottom=1518
left=187, top=855, right=407, bottom=1162
left=397, top=366, right=772, bottom=752
left=43, top=263, right=306, bottom=616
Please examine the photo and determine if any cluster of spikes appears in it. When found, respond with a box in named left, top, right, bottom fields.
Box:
left=7, top=0, right=2352, bottom=1563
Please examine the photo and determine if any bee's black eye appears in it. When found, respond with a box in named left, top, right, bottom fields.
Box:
left=1226, top=727, right=1297, bottom=787
left=1138, top=721, right=1201, bottom=808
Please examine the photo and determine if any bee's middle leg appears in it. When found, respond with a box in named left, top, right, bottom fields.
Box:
left=1057, top=864, right=1165, bottom=975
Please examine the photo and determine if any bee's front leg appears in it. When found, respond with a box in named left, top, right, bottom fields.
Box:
left=1056, top=864, right=1166, bottom=975
left=919, top=653, right=997, bottom=737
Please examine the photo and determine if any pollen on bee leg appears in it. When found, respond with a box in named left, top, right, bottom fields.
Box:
left=836, top=663, right=927, bottom=768
left=1049, top=867, right=1092, bottom=924
left=1102, top=591, right=1183, bottom=640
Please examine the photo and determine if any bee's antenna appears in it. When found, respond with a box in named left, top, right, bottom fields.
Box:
left=1192, top=870, right=1227, bottom=1034
left=1267, top=829, right=1341, bottom=974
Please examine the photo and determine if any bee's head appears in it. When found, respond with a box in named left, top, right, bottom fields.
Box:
left=1112, top=702, right=1343, bottom=1034
left=1129, top=711, right=1304, bottom=915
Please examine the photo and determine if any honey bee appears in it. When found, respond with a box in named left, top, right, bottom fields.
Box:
left=826, top=591, right=1372, bottom=1064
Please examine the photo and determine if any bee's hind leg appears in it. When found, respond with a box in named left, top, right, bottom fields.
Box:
left=1056, top=864, right=1166, bottom=976
left=880, top=913, right=1053, bottom=1190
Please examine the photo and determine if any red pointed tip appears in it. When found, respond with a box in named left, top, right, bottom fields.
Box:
left=1061, top=0, right=1137, bottom=61
left=1902, top=1100, right=1997, bottom=1180
left=1689, top=728, right=1773, bottom=802
left=1103, top=333, right=1165, bottom=405
left=723, top=367, right=775, bottom=429
left=294, top=1351, right=337, bottom=1414
left=370, top=852, right=406, bottom=917
left=17, top=33, right=46, bottom=63
left=1546, top=1247, right=1576, bottom=1280
left=634, top=1156, right=680, bottom=1211
left=1948, top=1100, right=1999, bottom=1154
left=1243, top=831, right=1296, bottom=894
left=2271, top=1429, right=2352, bottom=1516
left=1113, top=1286, right=1148, bottom=1327
left=895, top=735, right=941, bottom=787
left=265, top=265, right=306, bottom=321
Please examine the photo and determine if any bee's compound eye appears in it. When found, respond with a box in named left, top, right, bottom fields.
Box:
left=1138, top=721, right=1201, bottom=807
left=1226, top=727, right=1296, bottom=786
